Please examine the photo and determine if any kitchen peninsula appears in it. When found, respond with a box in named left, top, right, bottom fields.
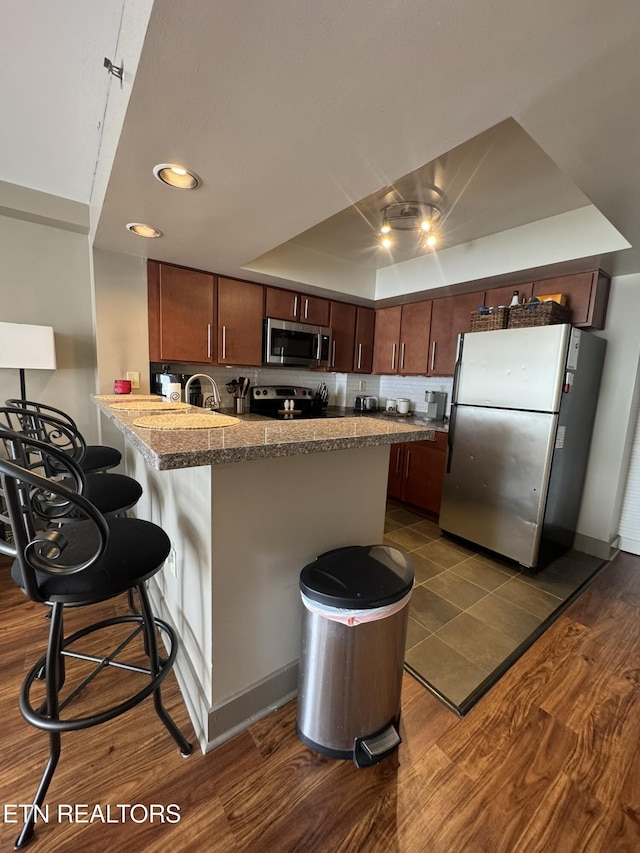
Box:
left=94, top=398, right=435, bottom=752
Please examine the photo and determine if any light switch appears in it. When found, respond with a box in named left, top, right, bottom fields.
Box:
left=126, top=371, right=140, bottom=389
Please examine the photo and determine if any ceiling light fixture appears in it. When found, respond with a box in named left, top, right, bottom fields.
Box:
left=378, top=198, right=442, bottom=250
left=153, top=163, right=202, bottom=190
left=126, top=222, right=162, bottom=238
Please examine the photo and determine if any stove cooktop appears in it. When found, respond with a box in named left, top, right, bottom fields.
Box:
left=249, top=384, right=341, bottom=420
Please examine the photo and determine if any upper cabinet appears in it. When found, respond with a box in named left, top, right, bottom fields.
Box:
left=353, top=307, right=375, bottom=374
left=148, top=260, right=215, bottom=363
left=328, top=301, right=357, bottom=372
left=372, top=302, right=432, bottom=375
left=217, top=277, right=264, bottom=366
left=428, top=292, right=480, bottom=376
left=531, top=271, right=610, bottom=329
left=483, top=269, right=611, bottom=330
left=265, top=286, right=330, bottom=327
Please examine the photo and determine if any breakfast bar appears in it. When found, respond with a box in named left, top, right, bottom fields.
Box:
left=94, top=397, right=436, bottom=751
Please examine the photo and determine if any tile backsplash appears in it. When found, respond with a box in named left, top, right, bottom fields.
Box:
left=152, top=363, right=452, bottom=415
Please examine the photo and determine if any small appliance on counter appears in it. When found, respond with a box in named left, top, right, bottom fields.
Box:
left=152, top=369, right=202, bottom=405
left=424, top=391, right=447, bottom=421
left=354, top=396, right=378, bottom=412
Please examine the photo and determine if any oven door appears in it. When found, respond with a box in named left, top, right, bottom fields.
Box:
left=264, top=318, right=330, bottom=367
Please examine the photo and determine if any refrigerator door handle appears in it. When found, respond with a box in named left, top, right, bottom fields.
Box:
left=446, top=404, right=457, bottom=473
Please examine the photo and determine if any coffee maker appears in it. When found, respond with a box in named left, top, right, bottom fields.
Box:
left=425, top=391, right=447, bottom=421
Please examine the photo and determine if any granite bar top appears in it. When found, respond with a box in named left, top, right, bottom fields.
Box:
left=93, top=397, right=437, bottom=471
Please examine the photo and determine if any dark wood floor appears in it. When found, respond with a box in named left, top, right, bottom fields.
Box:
left=1, top=549, right=640, bottom=852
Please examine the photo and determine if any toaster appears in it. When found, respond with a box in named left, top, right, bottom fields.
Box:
left=354, top=395, right=379, bottom=411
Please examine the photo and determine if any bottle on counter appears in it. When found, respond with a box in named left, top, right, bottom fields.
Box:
left=509, top=290, right=520, bottom=307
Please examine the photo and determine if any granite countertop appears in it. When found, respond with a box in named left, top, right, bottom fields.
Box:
left=93, top=398, right=438, bottom=471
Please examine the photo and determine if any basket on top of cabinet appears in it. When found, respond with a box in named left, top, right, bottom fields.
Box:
left=507, top=301, right=571, bottom=328
left=469, top=306, right=509, bottom=332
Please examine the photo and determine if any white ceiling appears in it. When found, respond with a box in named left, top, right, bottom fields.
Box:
left=2, top=0, right=640, bottom=302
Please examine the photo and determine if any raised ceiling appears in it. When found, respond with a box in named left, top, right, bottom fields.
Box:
left=2, top=0, right=640, bottom=301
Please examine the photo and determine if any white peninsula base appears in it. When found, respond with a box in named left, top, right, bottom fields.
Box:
left=127, top=442, right=391, bottom=752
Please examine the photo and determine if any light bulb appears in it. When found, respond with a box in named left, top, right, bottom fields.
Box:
left=380, top=216, right=391, bottom=234
left=381, top=236, right=392, bottom=249
left=425, top=234, right=437, bottom=248
left=420, top=219, right=431, bottom=232
left=171, top=166, right=188, bottom=176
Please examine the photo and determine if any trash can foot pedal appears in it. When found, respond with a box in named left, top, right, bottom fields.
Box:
left=353, top=724, right=401, bottom=768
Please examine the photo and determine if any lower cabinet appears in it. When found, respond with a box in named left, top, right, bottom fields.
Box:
left=387, top=433, right=448, bottom=517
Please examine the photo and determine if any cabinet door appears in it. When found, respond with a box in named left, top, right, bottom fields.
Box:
left=217, top=278, right=264, bottom=366
left=532, top=271, right=610, bottom=329
left=329, top=301, right=357, bottom=371
left=265, top=287, right=298, bottom=321
left=429, top=292, right=481, bottom=376
left=149, top=261, right=215, bottom=363
left=301, top=294, right=330, bottom=327
left=402, top=435, right=448, bottom=516
left=265, top=287, right=330, bottom=326
left=484, top=283, right=533, bottom=309
left=399, top=301, right=432, bottom=375
left=387, top=444, right=404, bottom=500
left=372, top=306, right=402, bottom=374
left=354, top=307, right=375, bottom=373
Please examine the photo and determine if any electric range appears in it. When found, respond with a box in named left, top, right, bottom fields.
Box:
left=249, top=385, right=341, bottom=420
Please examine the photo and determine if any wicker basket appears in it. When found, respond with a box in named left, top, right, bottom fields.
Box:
left=469, top=306, right=509, bottom=332
left=507, top=301, right=571, bottom=328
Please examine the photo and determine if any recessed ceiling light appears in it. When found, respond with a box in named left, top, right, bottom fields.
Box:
left=126, top=222, right=162, bottom=238
left=153, top=163, right=202, bottom=189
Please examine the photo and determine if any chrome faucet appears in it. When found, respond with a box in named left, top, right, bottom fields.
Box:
left=185, top=373, right=221, bottom=410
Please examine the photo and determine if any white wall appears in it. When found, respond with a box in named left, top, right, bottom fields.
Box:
left=576, top=273, right=640, bottom=554
left=0, top=191, right=98, bottom=441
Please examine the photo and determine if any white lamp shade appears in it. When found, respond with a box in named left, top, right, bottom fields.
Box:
left=0, top=322, right=57, bottom=370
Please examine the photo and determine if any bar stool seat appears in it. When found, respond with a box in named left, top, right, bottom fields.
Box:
left=5, top=398, right=122, bottom=473
left=0, top=449, right=192, bottom=849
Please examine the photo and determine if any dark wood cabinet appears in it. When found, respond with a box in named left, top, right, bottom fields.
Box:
left=372, top=302, right=432, bottom=375
left=265, top=286, right=330, bottom=327
left=387, top=433, right=448, bottom=517
left=353, top=307, right=375, bottom=374
left=483, top=283, right=533, bottom=309
left=217, top=278, right=264, bottom=366
left=148, top=260, right=215, bottom=363
left=428, top=291, right=481, bottom=375
left=372, top=306, right=402, bottom=374
left=328, top=301, right=357, bottom=372
left=532, top=271, right=610, bottom=329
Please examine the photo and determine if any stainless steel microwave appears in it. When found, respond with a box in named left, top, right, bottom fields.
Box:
left=263, top=318, right=332, bottom=368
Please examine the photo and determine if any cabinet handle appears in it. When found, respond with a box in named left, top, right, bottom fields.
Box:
left=400, top=342, right=406, bottom=370
left=357, top=343, right=362, bottom=370
left=304, top=298, right=309, bottom=319
left=405, top=450, right=411, bottom=479
left=207, top=324, right=211, bottom=359
left=222, top=325, right=227, bottom=360
left=293, top=296, right=298, bottom=318
left=430, top=340, right=436, bottom=372
left=331, top=340, right=336, bottom=368
left=395, top=448, right=401, bottom=476
left=391, top=343, right=397, bottom=371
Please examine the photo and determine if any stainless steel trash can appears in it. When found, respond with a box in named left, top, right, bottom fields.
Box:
left=296, top=544, right=414, bottom=767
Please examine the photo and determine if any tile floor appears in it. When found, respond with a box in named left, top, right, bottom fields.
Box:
left=384, top=503, right=605, bottom=712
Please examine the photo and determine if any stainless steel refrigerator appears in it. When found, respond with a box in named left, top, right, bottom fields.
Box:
left=439, top=324, right=606, bottom=569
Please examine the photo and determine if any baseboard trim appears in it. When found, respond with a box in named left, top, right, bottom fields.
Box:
left=573, top=532, right=620, bottom=561
left=205, top=662, right=299, bottom=752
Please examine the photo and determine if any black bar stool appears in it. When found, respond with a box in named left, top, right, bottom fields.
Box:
left=0, top=443, right=193, bottom=849
left=0, top=409, right=142, bottom=518
left=5, top=398, right=122, bottom=473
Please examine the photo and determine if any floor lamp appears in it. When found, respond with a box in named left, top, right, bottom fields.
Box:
left=0, top=322, right=57, bottom=400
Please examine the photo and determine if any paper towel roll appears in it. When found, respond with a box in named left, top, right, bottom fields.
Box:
left=165, top=382, right=182, bottom=402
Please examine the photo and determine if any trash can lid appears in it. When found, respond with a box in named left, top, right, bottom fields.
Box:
left=300, top=545, right=414, bottom=609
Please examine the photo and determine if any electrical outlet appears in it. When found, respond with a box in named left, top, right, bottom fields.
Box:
left=166, top=545, right=177, bottom=578
left=126, top=371, right=140, bottom=389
